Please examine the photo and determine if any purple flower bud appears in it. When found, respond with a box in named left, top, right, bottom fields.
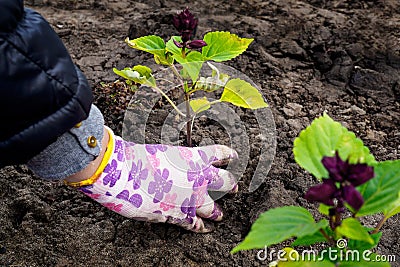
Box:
left=181, top=30, right=193, bottom=43
left=173, top=39, right=183, bottom=48
left=172, top=8, right=198, bottom=42
left=186, top=39, right=207, bottom=49
left=343, top=185, right=364, bottom=210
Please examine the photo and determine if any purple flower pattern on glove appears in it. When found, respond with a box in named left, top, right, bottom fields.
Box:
left=116, top=190, right=143, bottom=208
left=187, top=161, right=206, bottom=188
left=178, top=147, right=193, bottom=162
left=148, top=168, right=173, bottom=203
left=187, top=150, right=219, bottom=189
left=181, top=194, right=197, bottom=222
left=103, top=159, right=122, bottom=187
left=198, top=150, right=219, bottom=180
left=79, top=185, right=102, bottom=200
left=103, top=202, right=123, bottom=212
left=114, top=139, right=125, bottom=161
left=145, top=144, right=167, bottom=155
left=81, top=134, right=237, bottom=233
left=128, top=159, right=148, bottom=190
left=79, top=185, right=94, bottom=195
left=207, top=173, right=224, bottom=190
left=124, top=142, right=136, bottom=161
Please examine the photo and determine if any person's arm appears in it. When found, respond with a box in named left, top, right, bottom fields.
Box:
left=0, top=0, right=93, bottom=168
left=64, top=127, right=109, bottom=183
left=2, top=0, right=239, bottom=233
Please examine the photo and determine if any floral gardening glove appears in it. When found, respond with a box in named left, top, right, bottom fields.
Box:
left=77, top=129, right=238, bottom=232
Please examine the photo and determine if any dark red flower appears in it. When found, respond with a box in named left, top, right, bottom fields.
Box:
left=173, top=39, right=184, bottom=48
left=305, top=152, right=374, bottom=211
left=186, top=39, right=207, bottom=49
left=172, top=7, right=198, bottom=42
left=342, top=185, right=364, bottom=210
left=304, top=179, right=337, bottom=206
left=172, top=8, right=207, bottom=50
left=346, top=163, right=375, bottom=186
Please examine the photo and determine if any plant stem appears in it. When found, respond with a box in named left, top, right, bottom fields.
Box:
left=170, top=64, right=185, bottom=87
left=153, top=85, right=185, bottom=117
left=372, top=216, right=387, bottom=234
left=319, top=229, right=335, bottom=246
left=181, top=47, right=186, bottom=58
left=335, top=211, right=342, bottom=228
left=169, top=64, right=193, bottom=146
left=186, top=99, right=221, bottom=146
left=184, top=93, right=192, bottom=147
left=209, top=99, right=222, bottom=105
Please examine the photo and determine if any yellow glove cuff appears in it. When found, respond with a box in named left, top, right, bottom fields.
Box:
left=64, top=126, right=114, bottom=188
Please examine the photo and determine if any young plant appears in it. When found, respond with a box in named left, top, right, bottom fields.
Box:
left=232, top=114, right=400, bottom=266
left=113, top=8, right=267, bottom=146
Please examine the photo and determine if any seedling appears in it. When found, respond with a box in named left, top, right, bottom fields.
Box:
left=232, top=114, right=400, bottom=266
left=114, top=8, right=268, bottom=146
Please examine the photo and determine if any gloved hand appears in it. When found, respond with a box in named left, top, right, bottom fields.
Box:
left=76, top=128, right=238, bottom=232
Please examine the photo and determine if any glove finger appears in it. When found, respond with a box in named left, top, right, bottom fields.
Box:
left=196, top=194, right=223, bottom=221
left=199, top=145, right=238, bottom=166
left=166, top=216, right=212, bottom=233
left=207, top=167, right=238, bottom=193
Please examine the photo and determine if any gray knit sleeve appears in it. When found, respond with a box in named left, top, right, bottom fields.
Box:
left=27, top=105, right=104, bottom=180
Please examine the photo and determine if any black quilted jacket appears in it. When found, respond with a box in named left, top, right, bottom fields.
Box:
left=0, top=0, right=93, bottom=167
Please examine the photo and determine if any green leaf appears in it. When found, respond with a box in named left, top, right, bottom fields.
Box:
left=336, top=218, right=374, bottom=244
left=383, top=191, right=400, bottom=219
left=220, top=78, right=268, bottom=109
left=231, top=206, right=327, bottom=253
left=190, top=97, right=211, bottom=113
left=291, top=227, right=328, bottom=246
left=166, top=36, right=182, bottom=56
left=357, top=160, right=400, bottom=216
left=348, top=232, right=382, bottom=251
left=132, top=65, right=152, bottom=78
left=166, top=36, right=205, bottom=82
left=113, top=67, right=135, bottom=80
left=319, top=204, right=331, bottom=216
left=126, top=35, right=169, bottom=64
left=113, top=66, right=156, bottom=88
left=202, top=31, right=253, bottom=62
left=155, top=53, right=174, bottom=65
left=293, top=114, right=375, bottom=180
left=173, top=51, right=204, bottom=83
left=194, top=62, right=230, bottom=93
left=336, top=131, right=375, bottom=165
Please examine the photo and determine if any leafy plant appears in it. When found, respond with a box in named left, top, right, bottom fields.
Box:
left=232, top=114, right=400, bottom=266
left=113, top=8, right=267, bottom=146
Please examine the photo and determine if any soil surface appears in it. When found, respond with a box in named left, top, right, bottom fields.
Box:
left=1, top=0, right=399, bottom=266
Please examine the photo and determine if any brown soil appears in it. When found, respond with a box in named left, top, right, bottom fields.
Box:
left=0, top=0, right=399, bottom=266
